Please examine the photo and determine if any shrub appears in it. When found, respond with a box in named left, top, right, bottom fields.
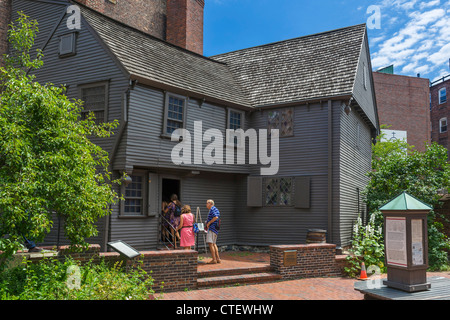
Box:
left=0, top=256, right=157, bottom=300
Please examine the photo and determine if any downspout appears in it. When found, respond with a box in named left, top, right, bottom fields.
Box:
left=327, top=99, right=333, bottom=243
left=103, top=80, right=133, bottom=251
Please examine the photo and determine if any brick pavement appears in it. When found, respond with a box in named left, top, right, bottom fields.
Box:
left=159, top=251, right=450, bottom=300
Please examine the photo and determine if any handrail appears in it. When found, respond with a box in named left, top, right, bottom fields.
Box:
left=158, top=212, right=178, bottom=250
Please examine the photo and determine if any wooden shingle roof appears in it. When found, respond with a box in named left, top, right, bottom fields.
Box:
left=80, top=3, right=366, bottom=109
left=79, top=5, right=252, bottom=108
left=211, top=24, right=367, bottom=108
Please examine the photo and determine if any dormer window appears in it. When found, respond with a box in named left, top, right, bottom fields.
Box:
left=59, top=32, right=77, bottom=57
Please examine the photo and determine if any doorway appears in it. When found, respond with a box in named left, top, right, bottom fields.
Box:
left=162, top=178, right=181, bottom=204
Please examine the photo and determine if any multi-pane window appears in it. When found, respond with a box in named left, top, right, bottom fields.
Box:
left=267, top=108, right=294, bottom=137
left=165, top=95, right=185, bottom=135
left=264, top=177, right=293, bottom=206
left=124, top=175, right=144, bottom=215
left=227, top=109, right=245, bottom=146
left=80, top=83, right=108, bottom=124
left=439, top=88, right=447, bottom=104
left=440, top=118, right=447, bottom=133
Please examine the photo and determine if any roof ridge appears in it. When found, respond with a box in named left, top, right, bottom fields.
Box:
left=210, top=23, right=366, bottom=58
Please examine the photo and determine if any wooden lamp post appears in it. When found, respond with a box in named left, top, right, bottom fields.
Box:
left=380, top=192, right=432, bottom=293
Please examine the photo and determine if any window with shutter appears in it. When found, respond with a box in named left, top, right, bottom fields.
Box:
left=121, top=172, right=148, bottom=217
left=264, top=177, right=293, bottom=206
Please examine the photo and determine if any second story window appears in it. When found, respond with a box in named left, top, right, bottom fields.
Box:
left=440, top=118, right=447, bottom=133
left=226, top=109, right=245, bottom=146
left=439, top=88, right=447, bottom=104
left=79, top=81, right=109, bottom=124
left=267, top=108, right=294, bottom=137
left=164, top=93, right=187, bottom=135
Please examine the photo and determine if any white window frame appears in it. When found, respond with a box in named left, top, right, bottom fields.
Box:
left=226, top=108, right=245, bottom=147
left=440, top=117, right=447, bottom=133
left=439, top=88, right=447, bottom=105
left=162, top=92, right=188, bottom=137
left=120, top=171, right=148, bottom=217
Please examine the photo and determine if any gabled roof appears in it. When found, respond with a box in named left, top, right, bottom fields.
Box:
left=211, top=24, right=367, bottom=108
left=79, top=2, right=367, bottom=110
left=78, top=4, right=252, bottom=109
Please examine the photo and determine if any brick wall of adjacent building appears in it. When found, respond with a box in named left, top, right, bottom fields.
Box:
left=0, top=0, right=12, bottom=65
left=269, top=244, right=344, bottom=280
left=430, top=78, right=450, bottom=157
left=373, top=72, right=431, bottom=152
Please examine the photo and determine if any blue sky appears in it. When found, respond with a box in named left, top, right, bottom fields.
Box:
left=204, top=0, right=450, bottom=83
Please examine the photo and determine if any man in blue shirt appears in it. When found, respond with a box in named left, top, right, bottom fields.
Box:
left=206, top=199, right=220, bottom=264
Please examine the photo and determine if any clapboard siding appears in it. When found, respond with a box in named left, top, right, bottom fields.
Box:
left=14, top=0, right=130, bottom=250
left=338, top=103, right=372, bottom=247
left=125, top=84, right=250, bottom=174
left=236, top=102, right=336, bottom=245
left=352, top=32, right=378, bottom=129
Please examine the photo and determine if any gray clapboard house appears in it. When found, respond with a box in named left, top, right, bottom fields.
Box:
left=11, top=0, right=379, bottom=251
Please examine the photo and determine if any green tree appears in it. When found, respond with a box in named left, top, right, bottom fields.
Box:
left=363, top=130, right=450, bottom=270
left=0, top=12, right=121, bottom=265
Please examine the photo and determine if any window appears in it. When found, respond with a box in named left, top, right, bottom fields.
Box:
left=363, top=62, right=368, bottom=90
left=440, top=118, right=447, bottom=133
left=122, top=173, right=147, bottom=216
left=226, top=109, right=245, bottom=146
left=267, top=108, right=294, bottom=137
left=59, top=33, right=77, bottom=57
left=439, top=88, right=447, bottom=104
left=79, top=82, right=108, bottom=124
left=264, top=177, right=292, bottom=206
left=164, top=94, right=187, bottom=135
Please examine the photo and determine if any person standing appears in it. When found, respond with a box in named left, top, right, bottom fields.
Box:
left=205, top=199, right=221, bottom=264
left=167, top=194, right=182, bottom=249
left=177, top=205, right=195, bottom=250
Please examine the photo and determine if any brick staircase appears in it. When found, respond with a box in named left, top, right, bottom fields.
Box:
left=197, top=264, right=282, bottom=288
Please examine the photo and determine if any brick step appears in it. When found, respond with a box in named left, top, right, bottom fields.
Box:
left=197, top=272, right=282, bottom=288
left=198, top=265, right=274, bottom=278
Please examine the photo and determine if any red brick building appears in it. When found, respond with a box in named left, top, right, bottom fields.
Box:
left=430, top=75, right=450, bottom=158
left=0, top=0, right=205, bottom=61
left=373, top=71, right=431, bottom=151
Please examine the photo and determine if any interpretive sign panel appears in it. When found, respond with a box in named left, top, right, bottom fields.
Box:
left=385, top=217, right=407, bottom=267
left=411, top=219, right=424, bottom=266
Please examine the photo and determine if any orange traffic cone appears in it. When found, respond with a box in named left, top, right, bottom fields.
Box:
left=359, top=262, right=368, bottom=280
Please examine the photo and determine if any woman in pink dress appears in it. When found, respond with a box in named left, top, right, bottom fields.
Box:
left=177, top=205, right=195, bottom=249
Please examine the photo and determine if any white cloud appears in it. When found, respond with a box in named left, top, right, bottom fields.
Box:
left=419, top=0, right=441, bottom=9
left=370, top=2, right=450, bottom=79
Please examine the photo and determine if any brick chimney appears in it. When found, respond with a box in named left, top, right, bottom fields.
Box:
left=0, top=0, right=12, bottom=66
left=166, top=0, right=204, bottom=55
left=75, top=0, right=167, bottom=40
